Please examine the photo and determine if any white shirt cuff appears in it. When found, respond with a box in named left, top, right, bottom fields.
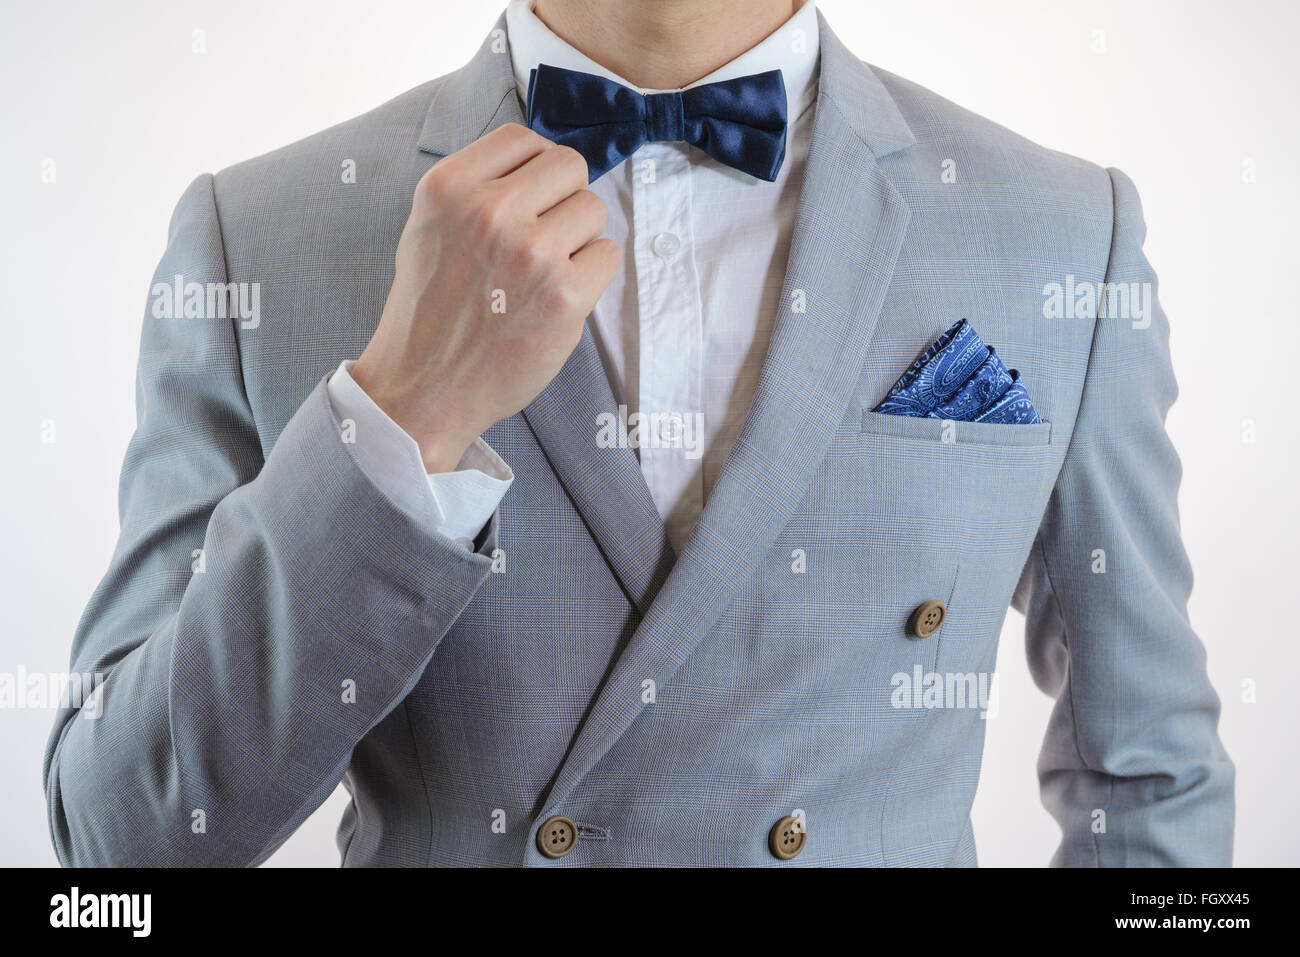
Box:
left=326, top=359, right=512, bottom=548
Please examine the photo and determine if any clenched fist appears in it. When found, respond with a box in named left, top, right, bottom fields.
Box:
left=351, top=123, right=620, bottom=473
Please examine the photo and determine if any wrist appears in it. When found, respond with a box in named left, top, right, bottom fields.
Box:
left=349, top=356, right=477, bottom=474
left=418, top=432, right=476, bottom=475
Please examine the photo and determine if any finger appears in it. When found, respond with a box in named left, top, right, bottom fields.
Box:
left=501, top=143, right=590, bottom=216
left=449, top=123, right=552, bottom=181
left=535, top=188, right=607, bottom=256
left=567, top=237, right=622, bottom=305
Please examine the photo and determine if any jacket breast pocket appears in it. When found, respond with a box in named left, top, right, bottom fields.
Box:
left=859, top=410, right=1053, bottom=449
left=807, top=408, right=1066, bottom=642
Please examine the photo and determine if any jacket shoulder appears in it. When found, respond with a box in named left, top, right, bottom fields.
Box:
left=209, top=77, right=445, bottom=204
left=871, top=65, right=1115, bottom=214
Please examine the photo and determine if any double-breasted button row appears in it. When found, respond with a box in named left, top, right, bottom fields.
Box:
left=536, top=604, right=946, bottom=863
left=537, top=814, right=808, bottom=861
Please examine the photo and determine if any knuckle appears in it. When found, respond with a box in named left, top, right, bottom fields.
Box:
left=593, top=240, right=622, bottom=276
left=578, top=188, right=607, bottom=225
left=498, top=121, right=533, bottom=141
left=543, top=280, right=581, bottom=316
left=472, top=192, right=514, bottom=236
left=553, top=145, right=590, bottom=184
left=416, top=162, right=456, bottom=207
left=587, top=236, right=615, bottom=260
left=498, top=122, right=547, bottom=152
left=514, top=236, right=552, bottom=273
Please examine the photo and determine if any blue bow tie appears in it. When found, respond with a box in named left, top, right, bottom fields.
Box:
left=525, top=63, right=789, bottom=183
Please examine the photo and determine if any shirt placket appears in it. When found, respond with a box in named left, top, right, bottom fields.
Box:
left=631, top=143, right=704, bottom=550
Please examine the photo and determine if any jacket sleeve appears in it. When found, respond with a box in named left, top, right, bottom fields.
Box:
left=1013, top=167, right=1234, bottom=866
left=43, top=173, right=496, bottom=867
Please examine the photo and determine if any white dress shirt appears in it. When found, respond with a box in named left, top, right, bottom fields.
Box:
left=328, top=0, right=820, bottom=554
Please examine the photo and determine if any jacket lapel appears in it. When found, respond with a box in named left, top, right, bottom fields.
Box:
left=520, top=328, right=677, bottom=615
left=417, top=13, right=523, bottom=156
left=537, top=12, right=917, bottom=814
left=418, top=15, right=674, bottom=615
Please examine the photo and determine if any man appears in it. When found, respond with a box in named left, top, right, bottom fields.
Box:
left=45, top=0, right=1233, bottom=866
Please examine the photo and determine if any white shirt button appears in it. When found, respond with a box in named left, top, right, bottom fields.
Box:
left=658, top=413, right=684, bottom=444
left=652, top=232, right=681, bottom=260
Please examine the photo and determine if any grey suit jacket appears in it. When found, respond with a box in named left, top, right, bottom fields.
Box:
left=44, top=10, right=1233, bottom=866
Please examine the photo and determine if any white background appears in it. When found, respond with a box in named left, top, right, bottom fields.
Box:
left=1, top=0, right=1296, bottom=867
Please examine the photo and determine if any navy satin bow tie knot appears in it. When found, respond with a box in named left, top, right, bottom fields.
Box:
left=525, top=63, right=789, bottom=183
left=644, top=90, right=686, bottom=142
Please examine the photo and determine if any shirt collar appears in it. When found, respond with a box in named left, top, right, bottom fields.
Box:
left=504, top=0, right=821, bottom=123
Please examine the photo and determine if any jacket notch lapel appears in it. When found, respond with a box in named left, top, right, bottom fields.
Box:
left=418, top=13, right=522, bottom=157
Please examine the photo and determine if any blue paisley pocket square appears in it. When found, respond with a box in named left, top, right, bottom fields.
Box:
left=873, top=319, right=1042, bottom=425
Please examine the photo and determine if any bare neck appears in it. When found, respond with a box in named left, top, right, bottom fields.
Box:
left=531, top=0, right=797, bottom=90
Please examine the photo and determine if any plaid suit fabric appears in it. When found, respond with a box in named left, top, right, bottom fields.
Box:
left=45, top=11, right=1232, bottom=867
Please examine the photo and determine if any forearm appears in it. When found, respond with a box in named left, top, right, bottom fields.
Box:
left=45, top=383, right=495, bottom=866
